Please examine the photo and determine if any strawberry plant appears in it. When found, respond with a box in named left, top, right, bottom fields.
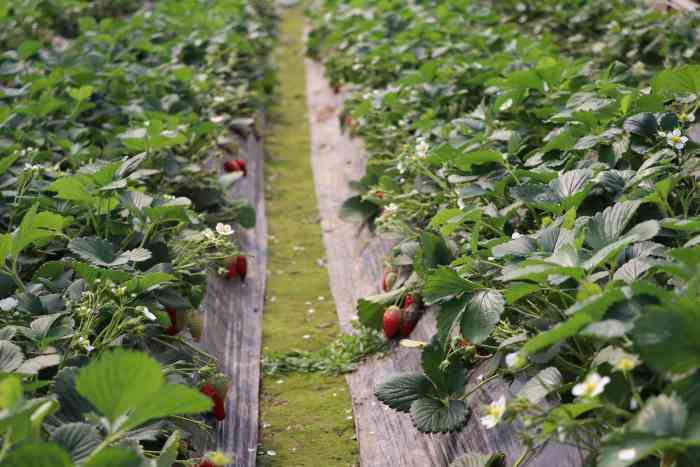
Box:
left=0, top=0, right=275, bottom=463
left=310, top=0, right=700, bottom=464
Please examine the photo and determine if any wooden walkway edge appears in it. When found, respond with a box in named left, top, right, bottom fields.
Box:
left=305, top=56, right=584, bottom=467
left=200, top=129, right=268, bottom=467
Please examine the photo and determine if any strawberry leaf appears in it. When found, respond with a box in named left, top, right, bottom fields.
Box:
left=422, top=267, right=473, bottom=305
left=375, top=374, right=433, bottom=413
left=49, top=422, right=102, bottom=464
left=460, top=291, right=505, bottom=344
left=449, top=452, right=505, bottom=467
left=75, top=349, right=211, bottom=428
left=83, top=448, right=143, bottom=467
left=410, top=398, right=469, bottom=433
left=3, top=441, right=72, bottom=467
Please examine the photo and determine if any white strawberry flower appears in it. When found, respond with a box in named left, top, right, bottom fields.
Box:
left=415, top=138, right=429, bottom=159
left=613, top=353, right=640, bottom=372
left=505, top=352, right=526, bottom=369
left=617, top=448, right=636, bottom=461
left=679, top=112, right=695, bottom=123
left=216, top=223, right=234, bottom=236
left=399, top=339, right=426, bottom=348
left=141, top=306, right=157, bottom=321
left=666, top=128, right=688, bottom=150
left=480, top=395, right=506, bottom=429
left=572, top=372, right=610, bottom=398
left=384, top=203, right=399, bottom=215
left=511, top=231, right=522, bottom=239
left=202, top=228, right=216, bottom=240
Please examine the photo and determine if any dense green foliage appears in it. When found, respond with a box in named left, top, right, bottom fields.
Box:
left=0, top=0, right=274, bottom=464
left=310, top=1, right=700, bottom=465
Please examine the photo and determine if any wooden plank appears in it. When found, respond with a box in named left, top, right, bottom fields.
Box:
left=305, top=57, right=585, bottom=467
left=649, top=0, right=697, bottom=10
left=199, top=129, right=268, bottom=467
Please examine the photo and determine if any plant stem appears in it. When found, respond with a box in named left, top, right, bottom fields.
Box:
left=512, top=448, right=532, bottom=467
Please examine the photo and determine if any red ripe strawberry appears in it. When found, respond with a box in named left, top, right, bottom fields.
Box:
left=333, top=85, right=341, bottom=94
left=223, top=159, right=247, bottom=176
left=225, top=259, right=238, bottom=280
left=200, top=384, right=226, bottom=421
left=399, top=306, right=419, bottom=338
left=457, top=338, right=470, bottom=349
left=236, top=255, right=247, bottom=282
left=345, top=115, right=353, bottom=127
left=187, top=312, right=204, bottom=342
left=403, top=294, right=415, bottom=308
left=164, top=308, right=178, bottom=335
left=382, top=305, right=402, bottom=338
left=375, top=190, right=385, bottom=199
left=225, top=255, right=247, bottom=281
left=382, top=267, right=397, bottom=292
left=212, top=398, right=226, bottom=421
left=198, top=461, right=215, bottom=467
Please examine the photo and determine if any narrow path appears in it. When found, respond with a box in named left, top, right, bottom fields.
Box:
left=258, top=3, right=358, bottom=466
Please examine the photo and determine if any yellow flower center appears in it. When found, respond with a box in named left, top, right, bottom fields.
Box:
left=671, top=135, right=682, bottom=144
left=488, top=404, right=504, bottom=418
left=616, top=357, right=636, bottom=371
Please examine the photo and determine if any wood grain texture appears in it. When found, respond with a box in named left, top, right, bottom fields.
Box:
left=199, top=129, right=267, bottom=467
left=649, top=0, right=697, bottom=10
left=305, top=57, right=585, bottom=467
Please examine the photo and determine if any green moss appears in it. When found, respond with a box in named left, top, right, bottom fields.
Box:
left=258, top=3, right=359, bottom=466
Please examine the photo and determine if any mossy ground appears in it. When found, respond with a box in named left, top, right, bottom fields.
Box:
left=258, top=3, right=359, bottom=466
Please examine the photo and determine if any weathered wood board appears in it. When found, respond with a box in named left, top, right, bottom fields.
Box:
left=650, top=0, right=697, bottom=10
left=199, top=129, right=267, bottom=467
left=305, top=57, right=585, bottom=467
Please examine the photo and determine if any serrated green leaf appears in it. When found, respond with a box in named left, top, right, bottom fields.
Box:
left=83, top=447, right=143, bottom=467
left=75, top=349, right=164, bottom=423
left=516, top=367, right=562, bottom=404
left=49, top=422, right=102, bottom=464
left=632, top=394, right=687, bottom=437
left=419, top=230, right=453, bottom=271
left=3, top=441, right=72, bottom=467
left=375, top=374, right=433, bottom=413
left=651, top=65, right=700, bottom=96
left=422, top=267, right=472, bottom=305
left=449, top=452, right=505, bottom=467
left=13, top=205, right=67, bottom=257
left=633, top=302, right=700, bottom=374
left=522, top=289, right=624, bottom=355
left=410, top=398, right=469, bottom=433
left=460, top=291, right=505, bottom=344
left=436, top=297, right=468, bottom=341
left=454, top=149, right=505, bottom=171
left=0, top=340, right=24, bottom=372
left=123, top=383, right=211, bottom=431
left=586, top=201, right=641, bottom=250
left=157, top=430, right=181, bottom=467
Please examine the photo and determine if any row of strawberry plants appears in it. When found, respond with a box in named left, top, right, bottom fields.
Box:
left=0, top=1, right=274, bottom=465
left=310, top=1, right=700, bottom=465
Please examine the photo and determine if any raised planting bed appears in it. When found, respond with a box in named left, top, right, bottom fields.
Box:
left=0, top=1, right=274, bottom=465
left=307, top=0, right=700, bottom=466
left=307, top=55, right=582, bottom=467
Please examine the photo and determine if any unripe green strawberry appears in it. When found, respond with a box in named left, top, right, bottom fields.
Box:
left=207, top=372, right=231, bottom=399
left=187, top=312, right=204, bottom=342
left=382, top=267, right=398, bottom=292
left=382, top=305, right=402, bottom=338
